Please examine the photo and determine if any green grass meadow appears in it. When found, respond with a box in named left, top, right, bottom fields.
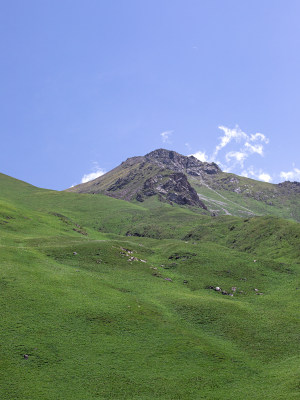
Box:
left=0, top=173, right=299, bottom=399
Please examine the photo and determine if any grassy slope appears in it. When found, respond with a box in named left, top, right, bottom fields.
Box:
left=190, top=173, right=300, bottom=221
left=0, top=173, right=299, bottom=399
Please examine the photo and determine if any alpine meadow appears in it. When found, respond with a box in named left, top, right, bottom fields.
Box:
left=0, top=149, right=299, bottom=399
left=2, top=1, right=300, bottom=398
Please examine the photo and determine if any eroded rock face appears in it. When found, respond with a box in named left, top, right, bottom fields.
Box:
left=138, top=172, right=207, bottom=209
left=145, top=149, right=221, bottom=176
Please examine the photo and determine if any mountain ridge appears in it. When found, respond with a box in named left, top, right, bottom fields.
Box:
left=67, top=149, right=300, bottom=221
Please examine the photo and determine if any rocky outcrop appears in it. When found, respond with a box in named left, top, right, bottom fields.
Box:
left=137, top=172, right=207, bottom=209
left=145, top=149, right=221, bottom=176
left=277, top=181, right=300, bottom=194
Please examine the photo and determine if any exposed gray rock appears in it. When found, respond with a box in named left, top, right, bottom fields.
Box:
left=278, top=181, right=300, bottom=193
left=139, top=172, right=207, bottom=208
left=145, top=149, right=221, bottom=176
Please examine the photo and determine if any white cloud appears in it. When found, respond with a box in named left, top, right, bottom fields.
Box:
left=188, top=125, right=271, bottom=178
left=258, top=172, right=272, bottom=183
left=81, top=170, right=105, bottom=183
left=244, top=142, right=264, bottom=155
left=225, top=151, right=248, bottom=164
left=192, top=151, right=208, bottom=162
left=160, top=130, right=173, bottom=143
left=241, top=170, right=249, bottom=178
left=187, top=125, right=300, bottom=183
left=280, top=167, right=300, bottom=182
left=241, top=166, right=272, bottom=182
left=249, top=133, right=269, bottom=143
left=212, top=125, right=269, bottom=161
left=81, top=162, right=106, bottom=183
left=213, top=125, right=248, bottom=159
left=200, top=125, right=270, bottom=173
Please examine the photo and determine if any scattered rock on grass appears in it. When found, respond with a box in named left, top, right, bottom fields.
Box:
left=128, top=257, right=139, bottom=262
left=207, top=286, right=235, bottom=297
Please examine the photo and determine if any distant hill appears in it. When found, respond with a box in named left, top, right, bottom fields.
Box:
left=67, top=148, right=300, bottom=221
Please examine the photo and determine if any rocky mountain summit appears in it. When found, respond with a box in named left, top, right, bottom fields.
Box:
left=67, top=148, right=300, bottom=221
left=144, top=149, right=221, bottom=176
left=67, top=149, right=220, bottom=209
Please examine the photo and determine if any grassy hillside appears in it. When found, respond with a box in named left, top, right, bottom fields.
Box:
left=191, top=173, right=300, bottom=221
left=0, top=173, right=299, bottom=399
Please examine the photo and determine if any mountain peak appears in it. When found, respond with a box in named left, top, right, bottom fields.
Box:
left=66, top=148, right=300, bottom=221
left=67, top=148, right=217, bottom=210
left=145, top=148, right=221, bottom=176
left=145, top=148, right=181, bottom=158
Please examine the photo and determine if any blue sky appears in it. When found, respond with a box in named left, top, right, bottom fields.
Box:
left=1, top=0, right=300, bottom=190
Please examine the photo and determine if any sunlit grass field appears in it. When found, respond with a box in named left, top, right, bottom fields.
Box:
left=0, top=173, right=299, bottom=399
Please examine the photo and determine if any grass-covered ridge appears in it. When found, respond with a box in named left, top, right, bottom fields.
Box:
left=191, top=172, right=300, bottom=221
left=0, top=172, right=299, bottom=399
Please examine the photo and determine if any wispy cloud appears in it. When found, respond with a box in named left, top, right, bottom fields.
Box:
left=244, top=142, right=264, bottom=156
left=192, top=150, right=208, bottom=162
left=280, top=167, right=300, bottom=181
left=160, top=130, right=173, bottom=144
left=213, top=125, right=248, bottom=159
left=225, top=151, right=248, bottom=164
left=81, top=162, right=106, bottom=184
left=241, top=166, right=272, bottom=183
left=214, top=125, right=269, bottom=161
left=192, top=125, right=270, bottom=172
left=185, top=142, right=192, bottom=151
left=249, top=133, right=269, bottom=143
